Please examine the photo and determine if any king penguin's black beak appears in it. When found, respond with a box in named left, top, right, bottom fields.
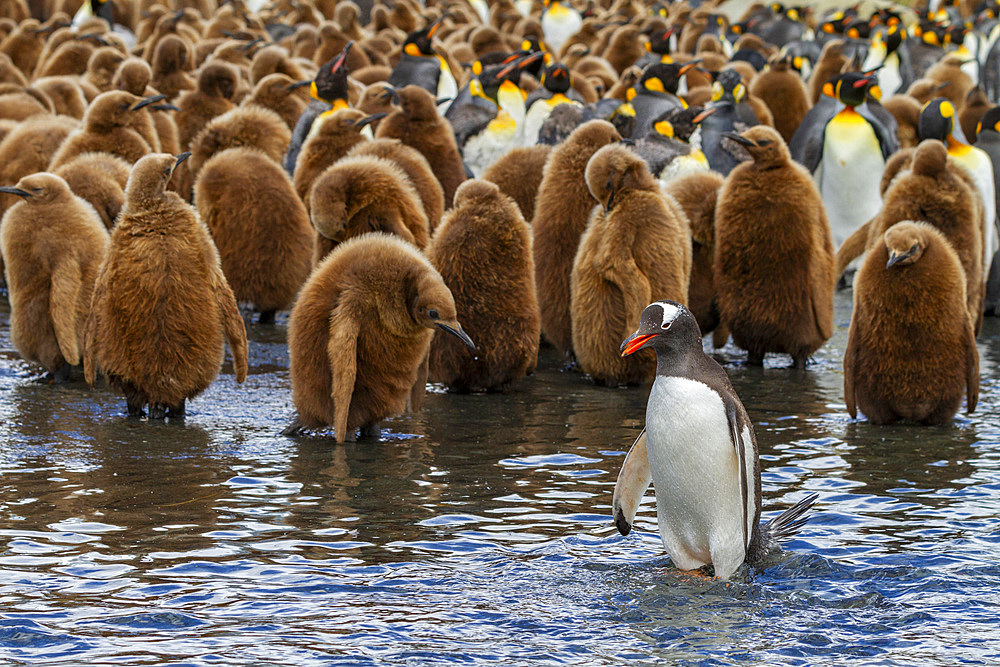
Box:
left=0, top=186, right=32, bottom=198
left=287, top=80, right=312, bottom=90
left=724, top=131, right=756, bottom=147
left=171, top=152, right=191, bottom=177
left=437, top=322, right=476, bottom=350
left=354, top=113, right=387, bottom=129
left=435, top=97, right=453, bottom=106
left=131, top=94, right=168, bottom=111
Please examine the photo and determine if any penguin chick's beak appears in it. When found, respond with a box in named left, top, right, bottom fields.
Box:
left=886, top=247, right=917, bottom=268
left=150, top=103, right=180, bottom=112
left=171, top=152, right=191, bottom=177
left=620, top=331, right=657, bottom=356
left=436, top=321, right=476, bottom=350
left=724, top=131, right=757, bottom=147
left=131, top=94, right=168, bottom=110
left=287, top=79, right=312, bottom=90
left=0, top=186, right=33, bottom=198
left=435, top=97, right=453, bottom=106
left=380, top=86, right=400, bottom=104
left=353, top=113, right=386, bottom=129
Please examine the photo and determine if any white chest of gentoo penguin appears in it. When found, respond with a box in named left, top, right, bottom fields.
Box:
left=614, top=300, right=817, bottom=580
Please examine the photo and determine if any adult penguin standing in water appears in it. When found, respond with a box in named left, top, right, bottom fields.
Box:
left=614, top=300, right=818, bottom=580
left=283, top=42, right=354, bottom=176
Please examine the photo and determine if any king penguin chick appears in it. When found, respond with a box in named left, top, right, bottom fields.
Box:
left=427, top=179, right=539, bottom=392
left=532, top=119, right=621, bottom=360
left=283, top=233, right=475, bottom=442
left=0, top=173, right=109, bottom=381
left=308, top=155, right=429, bottom=265
left=53, top=151, right=131, bottom=229
left=246, top=72, right=311, bottom=132
left=481, top=144, right=553, bottom=223
left=175, top=61, right=239, bottom=152
left=749, top=55, right=811, bottom=144
left=714, top=126, right=834, bottom=367
left=49, top=90, right=164, bottom=169
left=571, top=144, right=691, bottom=386
left=845, top=221, right=978, bottom=425
left=194, top=147, right=314, bottom=324
left=292, top=107, right=379, bottom=210
left=84, top=153, right=248, bottom=419
left=375, top=84, right=466, bottom=206
left=614, top=300, right=818, bottom=579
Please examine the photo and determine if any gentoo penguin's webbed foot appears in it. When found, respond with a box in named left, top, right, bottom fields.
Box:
left=359, top=422, right=381, bottom=440
left=257, top=310, right=276, bottom=325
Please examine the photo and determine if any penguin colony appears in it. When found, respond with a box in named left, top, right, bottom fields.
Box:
left=0, top=0, right=997, bottom=580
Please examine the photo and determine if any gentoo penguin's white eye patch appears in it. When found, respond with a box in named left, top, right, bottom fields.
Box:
left=656, top=302, right=680, bottom=329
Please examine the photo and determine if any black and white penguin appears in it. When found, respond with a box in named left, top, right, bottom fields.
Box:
left=388, top=17, right=457, bottom=115
left=861, top=23, right=914, bottom=97
left=699, top=70, right=761, bottom=176
left=283, top=42, right=354, bottom=175
left=975, top=106, right=1000, bottom=315
left=629, top=62, right=698, bottom=139
left=522, top=61, right=584, bottom=146
left=613, top=300, right=818, bottom=580
left=541, top=0, right=582, bottom=55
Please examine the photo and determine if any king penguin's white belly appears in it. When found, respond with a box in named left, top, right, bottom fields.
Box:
left=646, top=376, right=751, bottom=578
left=819, top=110, right=885, bottom=247
left=950, top=148, right=998, bottom=270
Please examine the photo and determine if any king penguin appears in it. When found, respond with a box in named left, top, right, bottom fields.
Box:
left=974, top=106, right=1000, bottom=315
left=541, top=0, right=583, bottom=56
left=614, top=300, right=818, bottom=580
left=283, top=41, right=354, bottom=176
left=861, top=24, right=913, bottom=97
left=388, top=17, right=457, bottom=115
left=522, top=61, right=583, bottom=146
left=629, top=62, right=699, bottom=139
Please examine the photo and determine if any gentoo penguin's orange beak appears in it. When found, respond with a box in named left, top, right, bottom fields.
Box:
left=620, top=332, right=656, bottom=356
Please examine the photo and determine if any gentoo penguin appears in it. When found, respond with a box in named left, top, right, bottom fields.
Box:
left=0, top=173, right=109, bottom=381
left=714, top=126, right=834, bottom=368
left=614, top=300, right=818, bottom=580
left=797, top=72, right=898, bottom=249
left=387, top=18, right=457, bottom=115
left=845, top=221, right=978, bottom=425
left=283, top=41, right=354, bottom=175
left=571, top=144, right=691, bottom=386
left=541, top=0, right=582, bottom=55
left=920, top=98, right=998, bottom=275
left=283, top=233, right=474, bottom=442
left=974, top=106, right=1000, bottom=315
left=84, top=153, right=248, bottom=419
left=427, top=180, right=539, bottom=392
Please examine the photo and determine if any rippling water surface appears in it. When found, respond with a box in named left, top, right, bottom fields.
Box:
left=0, top=291, right=998, bottom=666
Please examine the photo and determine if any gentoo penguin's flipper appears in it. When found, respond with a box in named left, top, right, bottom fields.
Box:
left=612, top=429, right=651, bottom=536
left=834, top=217, right=875, bottom=278
left=49, top=261, right=83, bottom=366
left=964, top=316, right=979, bottom=414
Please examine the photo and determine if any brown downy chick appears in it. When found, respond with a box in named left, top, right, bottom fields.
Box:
left=662, top=169, right=727, bottom=344
left=34, top=37, right=96, bottom=79
left=186, top=104, right=291, bottom=191
left=112, top=57, right=152, bottom=96
left=0, top=52, right=28, bottom=87
left=245, top=72, right=310, bottom=131
left=906, top=78, right=951, bottom=106
left=175, top=61, right=239, bottom=152
left=151, top=34, right=196, bottom=100
left=249, top=45, right=311, bottom=86
left=284, top=232, right=474, bottom=442
left=0, top=172, right=109, bottom=380
left=31, top=76, right=87, bottom=118
left=749, top=55, right=811, bottom=144
left=881, top=94, right=922, bottom=149
left=714, top=126, right=835, bottom=367
left=346, top=137, right=444, bottom=232
left=926, top=55, right=973, bottom=113
left=808, top=39, right=848, bottom=105
left=49, top=91, right=165, bottom=169
left=481, top=144, right=553, bottom=223
left=84, top=152, right=248, bottom=419
left=427, top=179, right=540, bottom=391
left=836, top=139, right=985, bottom=333
left=0, top=19, right=46, bottom=77
left=53, top=152, right=131, bottom=229
left=571, top=144, right=692, bottom=386
left=603, top=25, right=645, bottom=75
left=845, top=220, right=978, bottom=425
left=959, top=86, right=990, bottom=142
left=532, top=119, right=621, bottom=359
left=308, top=155, right=429, bottom=265
left=0, top=85, right=54, bottom=121
left=0, top=115, right=78, bottom=218
left=292, top=108, right=375, bottom=208
left=84, top=46, right=127, bottom=93
left=375, top=84, right=466, bottom=206
left=194, top=147, right=313, bottom=323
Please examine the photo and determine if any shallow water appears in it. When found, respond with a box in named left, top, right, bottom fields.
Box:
left=0, top=290, right=998, bottom=666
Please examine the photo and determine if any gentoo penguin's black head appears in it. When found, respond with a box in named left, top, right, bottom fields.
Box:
left=620, top=301, right=702, bottom=359
left=918, top=98, right=956, bottom=142
left=313, top=41, right=352, bottom=103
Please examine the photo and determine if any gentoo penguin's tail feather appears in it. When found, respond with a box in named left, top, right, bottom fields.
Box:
left=760, top=493, right=819, bottom=544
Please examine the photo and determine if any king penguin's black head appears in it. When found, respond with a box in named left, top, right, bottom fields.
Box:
left=620, top=301, right=703, bottom=358
left=825, top=71, right=877, bottom=108
left=639, top=61, right=698, bottom=96
left=91, top=0, right=114, bottom=27
left=979, top=107, right=1000, bottom=137
left=919, top=97, right=956, bottom=142
left=313, top=41, right=352, bottom=103
left=541, top=62, right=572, bottom=94
left=403, top=16, right=444, bottom=57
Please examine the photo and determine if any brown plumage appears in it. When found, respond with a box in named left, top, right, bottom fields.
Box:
left=345, top=137, right=444, bottom=232
left=714, top=126, right=834, bottom=367
left=959, top=86, right=990, bottom=142
left=835, top=139, right=985, bottom=333
left=881, top=94, right=922, bottom=149
left=0, top=114, right=78, bottom=202
left=571, top=144, right=691, bottom=385
left=83, top=46, right=126, bottom=93
left=375, top=84, right=466, bottom=206
left=427, top=179, right=539, bottom=391
left=175, top=61, right=239, bottom=152
left=151, top=35, right=196, bottom=101
left=285, top=232, right=473, bottom=442
left=844, top=221, right=978, bottom=425
left=291, top=108, right=372, bottom=209
left=481, top=144, right=553, bottom=223
left=34, top=38, right=95, bottom=79
left=925, top=55, right=973, bottom=113
left=808, top=40, right=848, bottom=105
left=32, top=75, right=87, bottom=118
left=905, top=78, right=950, bottom=106
left=0, top=19, right=45, bottom=77
left=662, top=169, right=727, bottom=344
left=53, top=152, right=130, bottom=229
left=0, top=85, right=53, bottom=120
left=187, top=104, right=291, bottom=186
left=0, top=172, right=109, bottom=380
left=245, top=72, right=310, bottom=131
left=194, top=147, right=313, bottom=322
left=249, top=45, right=310, bottom=86
left=84, top=153, right=248, bottom=419
left=112, top=57, right=152, bottom=96
left=308, top=155, right=429, bottom=265
left=0, top=52, right=28, bottom=87
left=49, top=90, right=160, bottom=169
left=603, top=25, right=645, bottom=75
left=532, top=119, right=621, bottom=359
left=750, top=56, right=811, bottom=144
